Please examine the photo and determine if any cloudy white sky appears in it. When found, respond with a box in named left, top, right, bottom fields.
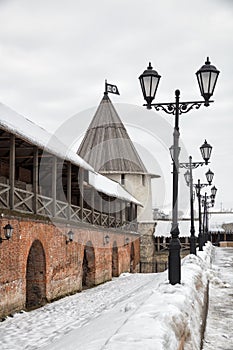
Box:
left=0, top=0, right=232, bottom=212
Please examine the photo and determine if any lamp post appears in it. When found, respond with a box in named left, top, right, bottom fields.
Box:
left=181, top=141, right=213, bottom=254
left=194, top=170, right=214, bottom=251
left=139, top=58, right=219, bottom=285
left=202, top=187, right=217, bottom=243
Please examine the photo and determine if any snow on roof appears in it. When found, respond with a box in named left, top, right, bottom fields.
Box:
left=89, top=172, right=142, bottom=206
left=0, top=102, right=141, bottom=205
left=0, top=102, right=93, bottom=172
left=154, top=220, right=200, bottom=238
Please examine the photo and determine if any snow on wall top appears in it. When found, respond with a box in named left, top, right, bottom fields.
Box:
left=209, top=212, right=233, bottom=232
left=209, top=212, right=233, bottom=225
left=154, top=220, right=200, bottom=238
left=0, top=102, right=141, bottom=205
left=154, top=213, right=233, bottom=237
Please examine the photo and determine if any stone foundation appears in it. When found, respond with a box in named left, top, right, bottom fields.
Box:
left=138, top=221, right=156, bottom=272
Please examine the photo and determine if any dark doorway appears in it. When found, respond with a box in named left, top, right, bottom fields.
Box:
left=130, top=243, right=135, bottom=273
left=112, top=241, right=119, bottom=277
left=26, top=240, right=46, bottom=310
left=82, top=242, right=95, bottom=289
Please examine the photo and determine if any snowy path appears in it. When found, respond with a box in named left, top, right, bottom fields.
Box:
left=2, top=244, right=231, bottom=350
left=0, top=272, right=165, bottom=350
left=202, top=247, right=233, bottom=350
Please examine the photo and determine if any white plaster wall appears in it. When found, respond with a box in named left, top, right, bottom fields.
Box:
left=104, top=173, right=153, bottom=221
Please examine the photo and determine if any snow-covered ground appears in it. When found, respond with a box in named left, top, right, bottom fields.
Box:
left=202, top=247, right=233, bottom=350
left=0, top=243, right=231, bottom=350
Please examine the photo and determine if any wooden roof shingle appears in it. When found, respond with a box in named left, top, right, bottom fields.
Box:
left=78, top=93, right=149, bottom=175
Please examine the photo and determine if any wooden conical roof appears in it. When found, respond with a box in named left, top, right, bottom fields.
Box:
left=78, top=93, right=148, bottom=174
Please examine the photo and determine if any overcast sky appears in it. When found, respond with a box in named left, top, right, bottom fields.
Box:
left=0, top=0, right=232, bottom=212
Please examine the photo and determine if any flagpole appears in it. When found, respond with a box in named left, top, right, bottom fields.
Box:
left=105, top=79, right=108, bottom=95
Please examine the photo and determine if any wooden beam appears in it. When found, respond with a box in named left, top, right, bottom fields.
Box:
left=0, top=153, right=50, bottom=159
left=52, top=156, right=57, bottom=217
left=99, top=192, right=103, bottom=226
left=67, top=162, right=72, bottom=220
left=135, top=203, right=137, bottom=220
left=114, top=199, right=117, bottom=227
left=120, top=201, right=123, bottom=226
left=108, top=197, right=111, bottom=227
left=33, top=146, right=38, bottom=213
left=9, top=134, right=15, bottom=209
left=130, top=203, right=133, bottom=222
left=91, top=188, right=95, bottom=224
left=79, top=168, right=84, bottom=221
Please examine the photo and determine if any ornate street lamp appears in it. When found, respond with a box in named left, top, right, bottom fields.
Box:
left=202, top=191, right=217, bottom=243
left=196, top=57, right=220, bottom=106
left=66, top=230, right=74, bottom=244
left=139, top=58, right=219, bottom=285
left=139, top=62, right=161, bottom=109
left=194, top=170, right=214, bottom=251
left=211, top=186, right=217, bottom=197
left=104, top=234, right=110, bottom=245
left=211, top=197, right=215, bottom=206
left=184, top=170, right=190, bottom=186
left=180, top=140, right=213, bottom=255
left=200, top=140, right=213, bottom=165
left=125, top=237, right=130, bottom=245
left=206, top=169, right=214, bottom=185
left=0, top=223, right=14, bottom=244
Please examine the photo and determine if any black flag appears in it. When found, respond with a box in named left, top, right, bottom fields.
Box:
left=105, top=81, right=120, bottom=95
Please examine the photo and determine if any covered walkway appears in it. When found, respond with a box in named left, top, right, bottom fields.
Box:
left=203, top=247, right=233, bottom=349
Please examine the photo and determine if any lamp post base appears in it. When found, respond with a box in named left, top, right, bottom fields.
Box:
left=190, top=235, right=197, bottom=255
left=198, top=234, right=203, bottom=251
left=168, top=237, right=181, bottom=285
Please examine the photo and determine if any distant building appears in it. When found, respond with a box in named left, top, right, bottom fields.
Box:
left=153, top=208, right=169, bottom=220
left=209, top=211, right=233, bottom=245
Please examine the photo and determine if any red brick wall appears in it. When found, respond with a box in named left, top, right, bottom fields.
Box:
left=0, top=215, right=140, bottom=318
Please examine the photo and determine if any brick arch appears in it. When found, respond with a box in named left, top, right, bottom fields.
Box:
left=112, top=241, right=119, bottom=277
left=26, top=239, right=46, bottom=310
left=130, top=243, right=135, bottom=273
left=82, top=241, right=95, bottom=289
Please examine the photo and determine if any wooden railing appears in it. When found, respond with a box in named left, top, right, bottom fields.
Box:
left=93, top=211, right=101, bottom=225
left=56, top=200, right=69, bottom=220
left=83, top=208, right=92, bottom=224
left=155, top=238, right=190, bottom=252
left=0, top=180, right=137, bottom=232
left=14, top=188, right=34, bottom=213
left=70, top=204, right=81, bottom=221
left=0, top=183, right=10, bottom=208
left=102, top=213, right=109, bottom=227
left=37, top=194, right=53, bottom=217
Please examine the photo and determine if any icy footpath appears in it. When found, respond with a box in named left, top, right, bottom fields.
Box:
left=0, top=243, right=213, bottom=350
left=100, top=243, right=213, bottom=350
left=41, top=243, right=213, bottom=350
left=202, top=247, right=233, bottom=349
